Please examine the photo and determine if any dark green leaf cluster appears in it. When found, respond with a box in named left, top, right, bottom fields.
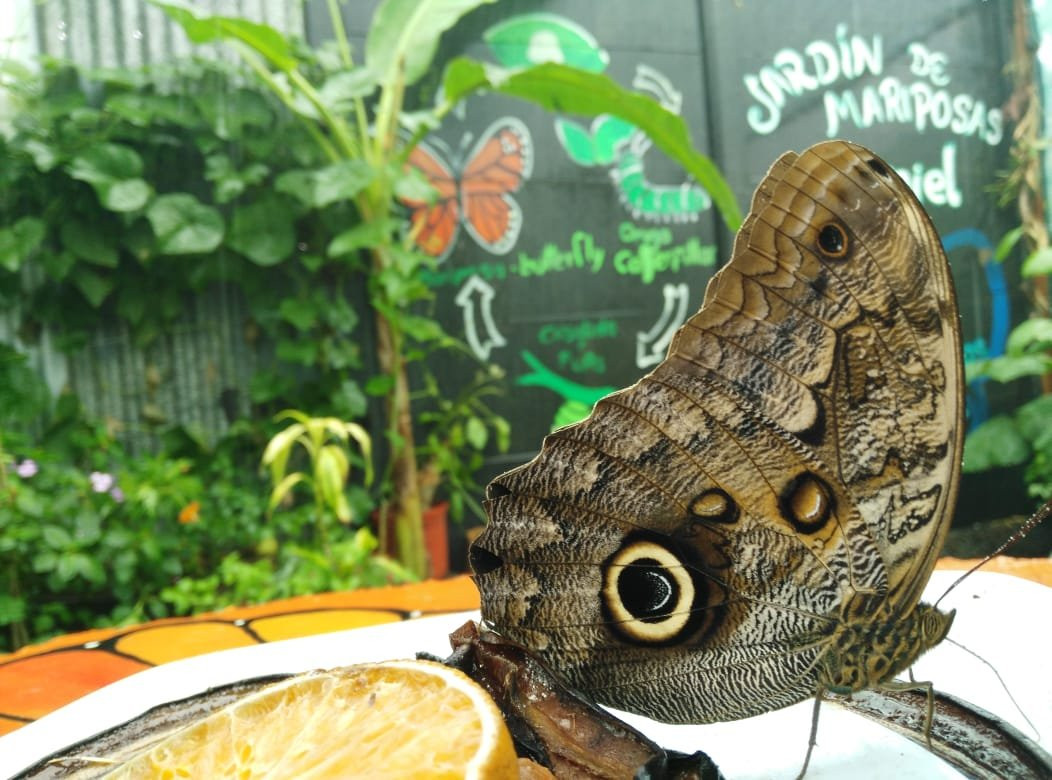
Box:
left=0, top=56, right=370, bottom=417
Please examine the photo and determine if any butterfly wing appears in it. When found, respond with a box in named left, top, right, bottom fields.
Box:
left=403, top=142, right=460, bottom=260
left=471, top=141, right=963, bottom=723
left=459, top=117, right=533, bottom=254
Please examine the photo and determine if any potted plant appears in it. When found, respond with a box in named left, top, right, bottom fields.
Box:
left=158, top=0, right=740, bottom=579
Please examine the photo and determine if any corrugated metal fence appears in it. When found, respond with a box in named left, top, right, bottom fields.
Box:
left=8, top=0, right=305, bottom=450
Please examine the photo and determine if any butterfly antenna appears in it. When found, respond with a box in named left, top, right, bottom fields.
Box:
left=933, top=498, right=1052, bottom=610
left=943, top=636, right=1041, bottom=740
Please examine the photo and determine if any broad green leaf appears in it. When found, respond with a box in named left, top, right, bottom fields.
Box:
left=493, top=416, right=511, bottom=451
left=278, top=297, right=318, bottom=331
left=365, top=374, right=394, bottom=396
left=344, top=423, right=372, bottom=486
left=117, top=286, right=147, bottom=325
left=322, top=294, right=359, bottom=333
left=442, top=58, right=742, bottom=231
left=401, top=313, right=445, bottom=342
left=72, top=267, right=114, bottom=307
left=969, top=353, right=1052, bottom=383
left=328, top=220, right=397, bottom=257
left=1006, top=318, right=1052, bottom=355
left=261, top=421, right=305, bottom=474
left=994, top=226, right=1024, bottom=262
left=316, top=444, right=351, bottom=520
left=276, top=337, right=319, bottom=365
left=1017, top=393, right=1052, bottom=448
left=68, top=143, right=143, bottom=183
left=195, top=87, right=274, bottom=140
left=41, top=525, right=73, bottom=548
left=32, top=551, right=58, bottom=574
left=60, top=220, right=118, bottom=267
left=73, top=554, right=106, bottom=586
left=0, top=594, right=26, bottom=625
left=105, top=92, right=200, bottom=128
left=319, top=68, right=380, bottom=108
left=23, top=139, right=59, bottom=171
left=267, top=472, right=306, bottom=513
left=206, top=156, right=269, bottom=204
left=274, top=409, right=312, bottom=426
left=962, top=416, right=1030, bottom=473
left=335, top=379, right=368, bottom=420
left=398, top=109, right=442, bottom=135
left=393, top=166, right=437, bottom=203
left=40, top=249, right=76, bottom=281
left=465, top=416, right=488, bottom=450
left=227, top=196, right=296, bottom=266
left=1022, top=247, right=1052, bottom=277
left=0, top=217, right=45, bottom=272
left=147, top=193, right=225, bottom=254
left=100, top=178, right=152, bottom=212
left=152, top=1, right=297, bottom=71
left=276, top=161, right=375, bottom=209
left=366, top=0, right=496, bottom=87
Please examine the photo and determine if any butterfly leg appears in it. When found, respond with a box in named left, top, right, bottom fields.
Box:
left=881, top=674, right=935, bottom=748
left=797, top=685, right=826, bottom=780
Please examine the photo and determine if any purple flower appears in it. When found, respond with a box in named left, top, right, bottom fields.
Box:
left=89, top=471, right=115, bottom=493
left=14, top=459, right=38, bottom=478
left=109, top=486, right=125, bottom=503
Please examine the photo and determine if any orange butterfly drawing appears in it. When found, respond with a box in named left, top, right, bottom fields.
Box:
left=402, top=117, right=534, bottom=261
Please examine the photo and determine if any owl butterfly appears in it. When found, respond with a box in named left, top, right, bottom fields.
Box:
left=401, top=117, right=533, bottom=261
left=471, top=140, right=965, bottom=774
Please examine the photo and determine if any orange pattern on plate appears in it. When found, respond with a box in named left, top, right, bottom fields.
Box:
left=2, top=563, right=1046, bottom=738
left=0, top=576, right=480, bottom=736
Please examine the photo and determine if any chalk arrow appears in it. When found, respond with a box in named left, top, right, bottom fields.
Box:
left=455, top=274, right=507, bottom=360
left=636, top=283, right=690, bottom=369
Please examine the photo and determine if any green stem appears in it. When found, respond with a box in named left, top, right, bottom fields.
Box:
left=325, top=0, right=353, bottom=68
left=372, top=59, right=407, bottom=163
left=314, top=502, right=332, bottom=559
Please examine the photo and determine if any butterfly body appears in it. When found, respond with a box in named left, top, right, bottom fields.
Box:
left=471, top=141, right=964, bottom=731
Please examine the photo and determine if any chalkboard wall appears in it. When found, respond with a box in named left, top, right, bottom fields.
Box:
left=324, top=1, right=1031, bottom=522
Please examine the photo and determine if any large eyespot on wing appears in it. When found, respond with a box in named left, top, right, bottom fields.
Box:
left=601, top=535, right=722, bottom=646
left=402, top=142, right=460, bottom=260
left=460, top=117, right=534, bottom=254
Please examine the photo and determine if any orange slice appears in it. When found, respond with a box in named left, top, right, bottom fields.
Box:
left=101, top=659, right=518, bottom=779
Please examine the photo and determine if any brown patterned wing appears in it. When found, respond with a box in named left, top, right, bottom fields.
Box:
left=470, top=141, right=964, bottom=724
left=676, top=141, right=964, bottom=606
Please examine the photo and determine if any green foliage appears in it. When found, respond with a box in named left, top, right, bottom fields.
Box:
left=967, top=317, right=1052, bottom=384
left=156, top=0, right=738, bottom=578
left=0, top=0, right=744, bottom=634
left=964, top=393, right=1052, bottom=501
left=968, top=229, right=1052, bottom=506
left=415, top=365, right=510, bottom=524
left=157, top=529, right=410, bottom=615
left=0, top=405, right=406, bottom=653
left=0, top=55, right=367, bottom=412
left=261, top=410, right=373, bottom=526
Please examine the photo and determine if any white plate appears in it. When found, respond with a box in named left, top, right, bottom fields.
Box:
left=1, top=571, right=1049, bottom=779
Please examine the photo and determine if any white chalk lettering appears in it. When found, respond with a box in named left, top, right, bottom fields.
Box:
left=745, top=26, right=1003, bottom=147
left=745, top=24, right=882, bottom=135
left=824, top=78, right=1002, bottom=145
left=895, top=142, right=963, bottom=209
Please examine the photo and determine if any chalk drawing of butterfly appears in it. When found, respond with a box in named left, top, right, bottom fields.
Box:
left=401, top=117, right=534, bottom=261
